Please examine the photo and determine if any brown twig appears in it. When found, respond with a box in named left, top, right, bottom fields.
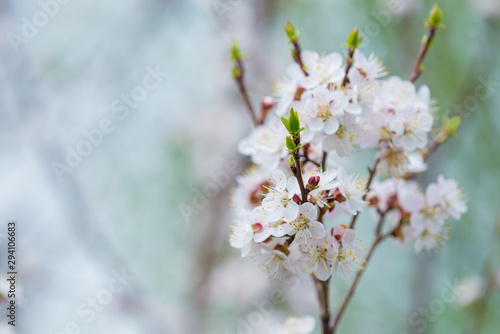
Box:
left=409, top=25, right=437, bottom=83
left=233, top=57, right=259, bottom=126
left=349, top=158, right=379, bottom=229
left=341, top=48, right=355, bottom=87
left=292, top=135, right=308, bottom=202
left=292, top=40, right=308, bottom=77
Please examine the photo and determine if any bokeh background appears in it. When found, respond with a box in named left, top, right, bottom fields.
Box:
left=1, top=0, right=499, bottom=333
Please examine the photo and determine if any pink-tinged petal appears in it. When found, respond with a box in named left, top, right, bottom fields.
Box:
left=341, top=229, right=356, bottom=246
left=301, top=202, right=318, bottom=220
left=284, top=201, right=299, bottom=221
left=309, top=222, right=326, bottom=239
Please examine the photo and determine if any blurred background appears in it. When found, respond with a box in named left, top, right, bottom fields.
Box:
left=1, top=0, right=499, bottom=333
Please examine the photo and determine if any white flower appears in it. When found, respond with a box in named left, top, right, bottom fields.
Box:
left=427, top=175, right=467, bottom=220
left=376, top=147, right=411, bottom=177
left=413, top=226, right=450, bottom=253
left=305, top=168, right=338, bottom=208
left=335, top=167, right=366, bottom=215
left=255, top=247, right=294, bottom=281
left=253, top=207, right=288, bottom=243
left=272, top=315, right=316, bottom=334
left=301, top=51, right=344, bottom=88
left=238, top=118, right=288, bottom=170
left=322, top=114, right=360, bottom=157
left=331, top=225, right=366, bottom=280
left=300, top=86, right=347, bottom=135
left=283, top=203, right=325, bottom=242
left=391, top=106, right=433, bottom=151
left=297, top=234, right=339, bottom=281
left=274, top=62, right=306, bottom=116
left=262, top=170, right=300, bottom=221
left=348, top=50, right=386, bottom=84
left=229, top=209, right=257, bottom=257
left=231, top=166, right=271, bottom=211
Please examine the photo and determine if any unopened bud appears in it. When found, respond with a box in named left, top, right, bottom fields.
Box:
left=306, top=176, right=320, bottom=190
left=292, top=194, right=301, bottom=204
left=426, top=3, right=444, bottom=28
left=284, top=21, right=301, bottom=43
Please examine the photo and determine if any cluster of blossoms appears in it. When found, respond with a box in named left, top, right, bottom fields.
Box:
left=228, top=6, right=468, bottom=333
left=230, top=167, right=366, bottom=281
left=367, top=175, right=467, bottom=253
left=229, top=28, right=466, bottom=281
left=238, top=48, right=431, bottom=177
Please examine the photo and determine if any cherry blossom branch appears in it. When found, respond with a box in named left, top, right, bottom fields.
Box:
left=408, top=4, right=443, bottom=83
left=231, top=42, right=259, bottom=126
left=284, top=21, right=308, bottom=76
left=349, top=158, right=379, bottom=229
left=330, top=210, right=389, bottom=333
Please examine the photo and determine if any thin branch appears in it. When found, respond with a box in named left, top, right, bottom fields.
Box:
left=349, top=158, right=379, bottom=229
left=330, top=211, right=388, bottom=333
left=341, top=48, right=355, bottom=87
left=314, top=277, right=331, bottom=334
left=233, top=57, right=259, bottom=126
left=321, top=151, right=328, bottom=172
left=292, top=40, right=308, bottom=77
left=292, top=141, right=308, bottom=202
left=409, top=25, right=437, bottom=83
